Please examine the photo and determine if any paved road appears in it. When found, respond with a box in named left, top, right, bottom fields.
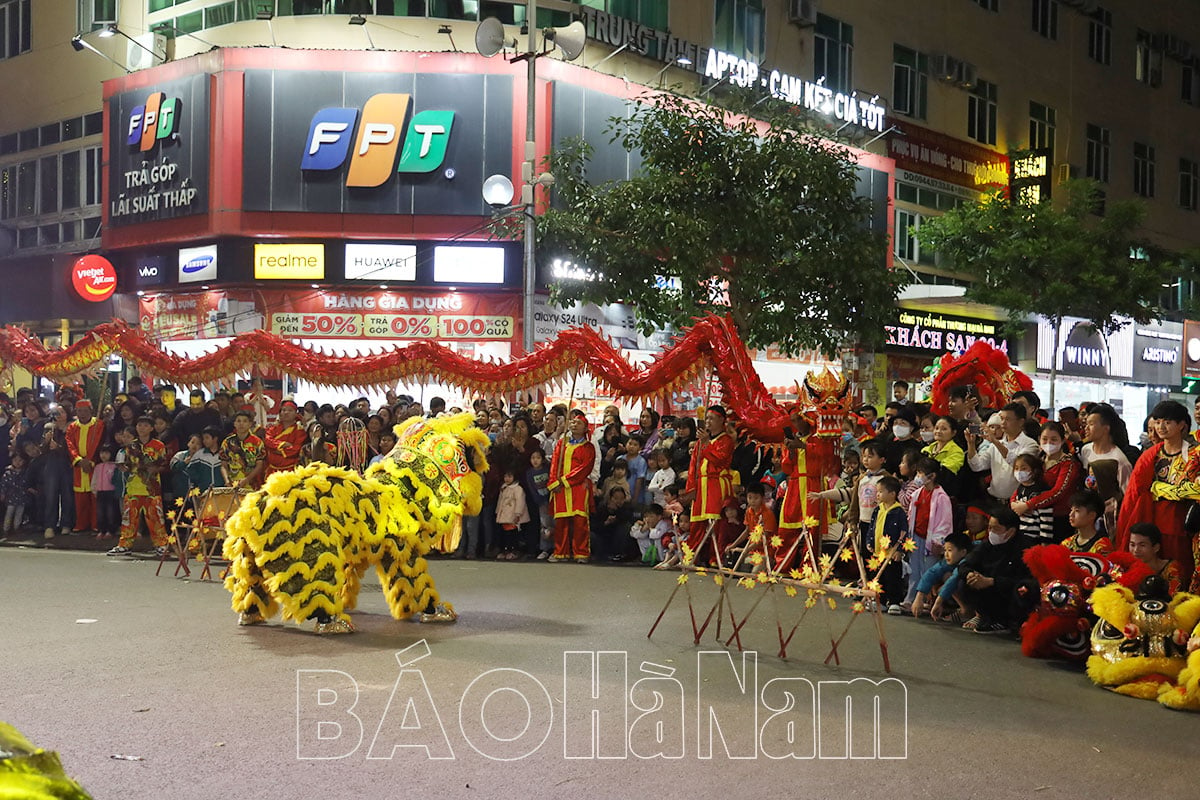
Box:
left=2, top=547, right=1197, bottom=799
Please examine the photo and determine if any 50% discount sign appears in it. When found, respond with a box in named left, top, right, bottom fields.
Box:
left=271, top=313, right=361, bottom=337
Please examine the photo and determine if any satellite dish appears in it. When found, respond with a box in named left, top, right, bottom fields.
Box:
left=475, top=17, right=513, bottom=58
left=545, top=20, right=586, bottom=61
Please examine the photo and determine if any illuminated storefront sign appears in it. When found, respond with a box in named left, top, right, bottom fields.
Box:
left=889, top=120, right=1009, bottom=193
left=71, top=255, right=117, bottom=302
left=885, top=310, right=1009, bottom=355
left=344, top=243, right=417, bottom=281
left=1009, top=148, right=1053, bottom=205
left=178, top=244, right=217, bottom=283
left=254, top=244, right=325, bottom=280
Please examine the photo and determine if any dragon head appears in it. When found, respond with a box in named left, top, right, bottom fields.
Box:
left=796, top=367, right=854, bottom=439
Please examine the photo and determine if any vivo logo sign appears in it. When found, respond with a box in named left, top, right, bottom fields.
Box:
left=178, top=244, right=217, bottom=283
left=135, top=257, right=165, bottom=286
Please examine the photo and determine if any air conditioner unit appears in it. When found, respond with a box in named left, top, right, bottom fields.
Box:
left=126, top=33, right=167, bottom=71
left=931, top=54, right=962, bottom=82
left=957, top=62, right=978, bottom=89
left=1165, top=35, right=1194, bottom=61
left=1056, top=163, right=1076, bottom=184
left=788, top=0, right=818, bottom=27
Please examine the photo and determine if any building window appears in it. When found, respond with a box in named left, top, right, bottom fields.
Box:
left=1087, top=7, right=1111, bottom=65
left=814, top=13, right=853, bottom=94
left=714, top=1, right=764, bottom=63
left=1133, top=142, right=1155, bottom=198
left=1028, top=101, right=1056, bottom=151
left=78, top=0, right=118, bottom=32
left=1031, top=0, right=1057, bottom=40
left=967, top=79, right=997, bottom=145
left=1184, top=60, right=1199, bottom=106
left=1135, top=30, right=1163, bottom=86
left=1086, top=123, right=1110, bottom=183
left=973, top=0, right=999, bottom=11
left=1181, top=158, right=1199, bottom=211
left=0, top=0, right=32, bottom=60
left=893, top=45, right=928, bottom=119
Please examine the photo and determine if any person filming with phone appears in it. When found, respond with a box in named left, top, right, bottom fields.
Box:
left=966, top=402, right=1039, bottom=503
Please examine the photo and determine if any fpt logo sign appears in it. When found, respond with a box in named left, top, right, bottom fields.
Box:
left=301, top=93, right=454, bottom=188
left=127, top=92, right=181, bottom=152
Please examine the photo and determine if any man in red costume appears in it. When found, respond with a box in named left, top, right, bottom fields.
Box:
left=775, top=406, right=814, bottom=572
left=65, top=399, right=105, bottom=532
left=548, top=410, right=596, bottom=563
left=263, top=400, right=307, bottom=478
left=1116, top=400, right=1196, bottom=591
left=685, top=405, right=735, bottom=565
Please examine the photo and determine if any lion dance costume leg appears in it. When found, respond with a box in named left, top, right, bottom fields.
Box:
left=223, top=413, right=489, bottom=634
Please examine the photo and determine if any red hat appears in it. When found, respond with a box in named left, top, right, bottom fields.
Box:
left=279, top=399, right=298, bottom=410
left=74, top=399, right=93, bottom=411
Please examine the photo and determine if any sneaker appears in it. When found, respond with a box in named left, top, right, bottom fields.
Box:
left=548, top=555, right=565, bottom=563
left=106, top=546, right=131, bottom=556
left=155, top=546, right=168, bottom=558
left=573, top=556, right=590, bottom=563
left=43, top=527, right=54, bottom=540
left=886, top=604, right=903, bottom=616
left=974, top=621, right=1010, bottom=636
left=536, top=551, right=549, bottom=560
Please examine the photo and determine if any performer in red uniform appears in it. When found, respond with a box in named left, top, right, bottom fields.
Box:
left=548, top=410, right=596, bottom=563
left=1117, top=401, right=1198, bottom=591
left=65, top=399, right=105, bottom=532
left=263, top=400, right=307, bottom=477
left=775, top=406, right=814, bottom=572
left=685, top=405, right=735, bottom=565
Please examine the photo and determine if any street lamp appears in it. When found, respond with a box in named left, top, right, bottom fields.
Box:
left=98, top=23, right=161, bottom=63
left=70, top=34, right=131, bottom=73
left=476, top=4, right=585, bottom=355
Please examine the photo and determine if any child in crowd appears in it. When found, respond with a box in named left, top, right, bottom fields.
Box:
left=1127, top=522, right=1181, bottom=593
left=90, top=445, right=119, bottom=539
left=1085, top=459, right=1123, bottom=537
left=24, top=441, right=46, bottom=530
left=0, top=451, right=30, bottom=533
left=897, top=449, right=921, bottom=511
left=1012, top=453, right=1054, bottom=543
left=724, top=483, right=776, bottom=570
left=871, top=475, right=909, bottom=614
left=494, top=470, right=529, bottom=561
left=717, top=498, right=745, bottom=560
left=593, top=485, right=635, bottom=562
left=964, top=505, right=989, bottom=542
left=526, top=448, right=552, bottom=559
left=624, top=434, right=648, bottom=507
left=646, top=449, right=676, bottom=507
left=600, top=459, right=629, bottom=504
left=654, top=509, right=687, bottom=569
left=904, top=457, right=954, bottom=612
left=630, top=502, right=671, bottom=563
left=368, top=431, right=397, bottom=467
left=911, top=531, right=974, bottom=622
left=661, top=482, right=684, bottom=521
left=1062, top=490, right=1112, bottom=554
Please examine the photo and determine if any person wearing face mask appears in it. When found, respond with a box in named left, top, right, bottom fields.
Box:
left=957, top=506, right=1034, bottom=634
left=1009, top=453, right=1054, bottom=543
left=903, top=458, right=954, bottom=613
left=883, top=408, right=921, bottom=475
left=1008, top=421, right=1082, bottom=539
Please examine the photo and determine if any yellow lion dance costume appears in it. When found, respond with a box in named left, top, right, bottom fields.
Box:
left=1087, top=580, right=1200, bottom=710
left=222, top=413, right=488, bottom=634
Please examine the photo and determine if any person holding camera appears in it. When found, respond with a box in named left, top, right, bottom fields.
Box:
left=966, top=402, right=1040, bottom=504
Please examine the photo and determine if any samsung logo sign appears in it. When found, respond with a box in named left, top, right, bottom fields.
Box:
left=178, top=244, right=217, bottom=283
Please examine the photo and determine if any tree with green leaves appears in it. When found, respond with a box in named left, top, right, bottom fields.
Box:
left=517, top=90, right=899, bottom=355
left=917, top=179, right=1181, bottom=408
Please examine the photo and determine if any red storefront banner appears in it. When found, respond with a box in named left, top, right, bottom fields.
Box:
left=139, top=290, right=239, bottom=341
left=888, top=120, right=1009, bottom=193
left=266, top=289, right=520, bottom=342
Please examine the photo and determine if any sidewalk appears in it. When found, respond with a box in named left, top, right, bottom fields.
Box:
left=0, top=529, right=161, bottom=554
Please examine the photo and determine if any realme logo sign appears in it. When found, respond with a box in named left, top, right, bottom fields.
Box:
left=254, top=243, right=326, bottom=280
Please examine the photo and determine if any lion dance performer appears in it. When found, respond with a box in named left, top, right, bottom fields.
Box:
left=222, top=412, right=488, bottom=634
left=548, top=409, right=595, bottom=563
left=65, top=399, right=105, bottom=533
left=685, top=405, right=734, bottom=566
left=263, top=399, right=307, bottom=478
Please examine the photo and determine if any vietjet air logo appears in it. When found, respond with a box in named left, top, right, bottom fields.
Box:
left=127, top=92, right=181, bottom=152
left=301, top=93, right=455, bottom=187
